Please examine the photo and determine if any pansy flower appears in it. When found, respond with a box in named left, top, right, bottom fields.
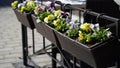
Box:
left=80, top=23, right=92, bottom=32
left=11, top=1, right=18, bottom=8
left=61, top=11, right=69, bottom=18
left=78, top=31, right=84, bottom=41
left=18, top=3, right=24, bottom=8
left=44, top=17, right=49, bottom=23
left=54, top=10, right=62, bottom=17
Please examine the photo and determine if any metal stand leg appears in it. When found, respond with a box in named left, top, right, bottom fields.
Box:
left=52, top=44, right=57, bottom=68
left=21, top=24, right=28, bottom=66
left=73, top=57, right=76, bottom=68
left=116, top=57, right=120, bottom=68
left=62, top=51, right=71, bottom=68
left=80, top=61, right=93, bottom=68
left=32, top=29, right=35, bottom=54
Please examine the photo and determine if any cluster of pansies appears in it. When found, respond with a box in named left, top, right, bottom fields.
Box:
left=11, top=0, right=112, bottom=45
left=34, top=2, right=112, bottom=44
left=11, top=0, right=39, bottom=13
left=35, top=3, right=70, bottom=32
left=78, top=23, right=112, bottom=44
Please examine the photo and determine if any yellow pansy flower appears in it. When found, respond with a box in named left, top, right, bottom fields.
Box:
left=53, top=20, right=57, bottom=26
left=20, top=6, right=25, bottom=12
left=34, top=6, right=39, bottom=10
left=80, top=23, right=91, bottom=32
left=11, top=3, right=15, bottom=7
left=78, top=34, right=83, bottom=41
left=44, top=17, right=49, bottom=23
left=53, top=19, right=60, bottom=26
left=54, top=10, right=61, bottom=16
left=11, top=1, right=18, bottom=7
left=27, top=1, right=35, bottom=6
left=79, top=31, right=82, bottom=35
left=47, top=14, right=55, bottom=21
left=14, top=1, right=18, bottom=4
left=78, top=30, right=83, bottom=41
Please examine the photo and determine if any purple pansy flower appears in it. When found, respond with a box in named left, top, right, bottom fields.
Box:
left=48, top=2, right=55, bottom=8
left=34, top=7, right=43, bottom=15
left=61, top=11, right=69, bottom=18
left=70, top=22, right=76, bottom=29
left=66, top=18, right=71, bottom=23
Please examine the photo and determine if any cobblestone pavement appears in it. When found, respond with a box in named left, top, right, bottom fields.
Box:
left=0, top=7, right=52, bottom=68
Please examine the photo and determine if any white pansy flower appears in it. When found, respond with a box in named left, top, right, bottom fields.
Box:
left=18, top=3, right=23, bottom=8
left=95, top=23, right=100, bottom=31
left=90, top=24, right=95, bottom=31
left=107, top=31, right=112, bottom=37
left=106, top=28, right=112, bottom=37
left=23, top=1, right=27, bottom=4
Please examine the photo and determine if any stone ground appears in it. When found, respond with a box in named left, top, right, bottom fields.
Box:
left=0, top=6, right=53, bottom=68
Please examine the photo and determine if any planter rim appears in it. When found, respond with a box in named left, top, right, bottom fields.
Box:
left=31, top=14, right=117, bottom=50
left=56, top=30, right=116, bottom=49
left=15, top=9, right=33, bottom=15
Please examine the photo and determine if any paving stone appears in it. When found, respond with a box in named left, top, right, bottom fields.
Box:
left=0, top=47, right=14, bottom=52
left=0, top=51, right=11, bottom=55
left=4, top=43, right=22, bottom=48
left=0, top=58, right=18, bottom=64
left=0, top=63, right=14, bottom=68
left=0, top=6, right=54, bottom=68
left=4, top=53, right=22, bottom=59
left=0, top=56, right=4, bottom=60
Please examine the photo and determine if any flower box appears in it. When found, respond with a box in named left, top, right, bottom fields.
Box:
left=55, top=30, right=120, bottom=68
left=14, top=10, right=35, bottom=29
left=32, top=15, right=46, bottom=36
left=32, top=15, right=59, bottom=46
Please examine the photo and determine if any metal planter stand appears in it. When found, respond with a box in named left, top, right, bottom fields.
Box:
left=18, top=0, right=120, bottom=68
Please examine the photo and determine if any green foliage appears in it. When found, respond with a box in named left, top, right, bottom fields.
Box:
left=93, top=28, right=109, bottom=41
left=24, top=1, right=36, bottom=13
left=66, top=29, right=78, bottom=38
left=11, top=0, right=38, bottom=13
left=78, top=24, right=112, bottom=44
left=37, top=11, right=51, bottom=21
left=55, top=19, right=69, bottom=32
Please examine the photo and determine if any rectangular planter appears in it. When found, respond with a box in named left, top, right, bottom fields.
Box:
left=32, top=15, right=59, bottom=46
left=14, top=10, right=35, bottom=29
left=43, top=23, right=59, bottom=46
left=32, top=15, right=46, bottom=36
left=55, top=31, right=120, bottom=68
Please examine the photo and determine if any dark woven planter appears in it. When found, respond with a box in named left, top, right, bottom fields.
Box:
left=14, top=10, right=35, bottom=29
left=32, top=15, right=46, bottom=36
left=43, top=23, right=58, bottom=46
left=32, top=15, right=59, bottom=46
left=55, top=31, right=120, bottom=68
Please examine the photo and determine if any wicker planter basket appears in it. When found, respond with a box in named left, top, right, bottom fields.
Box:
left=14, top=10, right=35, bottom=29
left=55, top=30, right=120, bottom=68
left=32, top=15, right=59, bottom=46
